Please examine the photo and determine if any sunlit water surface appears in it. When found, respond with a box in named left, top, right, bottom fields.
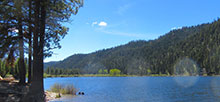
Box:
left=44, top=76, right=220, bottom=102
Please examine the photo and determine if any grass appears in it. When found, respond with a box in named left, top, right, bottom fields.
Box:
left=50, top=83, right=78, bottom=95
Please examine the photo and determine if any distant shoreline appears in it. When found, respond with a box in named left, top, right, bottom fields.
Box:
left=43, top=74, right=167, bottom=78
left=43, top=74, right=219, bottom=78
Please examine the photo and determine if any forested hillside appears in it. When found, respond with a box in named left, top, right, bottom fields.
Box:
left=45, top=19, right=220, bottom=75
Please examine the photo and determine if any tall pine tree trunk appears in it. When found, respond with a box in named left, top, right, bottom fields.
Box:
left=38, top=0, right=46, bottom=96
left=28, top=0, right=32, bottom=84
left=18, top=3, right=26, bottom=85
left=32, top=0, right=40, bottom=86
left=31, top=0, right=45, bottom=101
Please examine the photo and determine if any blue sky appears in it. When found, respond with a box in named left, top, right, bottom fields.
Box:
left=44, top=0, right=220, bottom=62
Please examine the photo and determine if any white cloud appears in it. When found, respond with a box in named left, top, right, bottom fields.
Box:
left=91, top=21, right=107, bottom=27
left=98, top=22, right=107, bottom=27
left=171, top=27, right=176, bottom=30
left=91, top=22, right=98, bottom=26
left=171, top=27, right=182, bottom=30
left=178, top=27, right=182, bottom=29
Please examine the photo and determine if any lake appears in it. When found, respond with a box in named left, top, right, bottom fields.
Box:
left=44, top=76, right=220, bottom=102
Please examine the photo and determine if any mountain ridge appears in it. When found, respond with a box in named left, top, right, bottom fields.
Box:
left=45, top=19, right=220, bottom=75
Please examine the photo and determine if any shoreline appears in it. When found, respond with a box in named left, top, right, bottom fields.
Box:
left=48, top=95, right=76, bottom=102
left=45, top=91, right=58, bottom=102
left=44, top=74, right=220, bottom=78
left=45, top=91, right=77, bottom=102
left=44, top=74, right=168, bottom=78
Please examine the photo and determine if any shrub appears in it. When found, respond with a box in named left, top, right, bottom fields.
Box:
left=50, top=83, right=77, bottom=95
left=98, top=69, right=103, bottom=74
left=55, top=93, right=61, bottom=98
left=50, top=83, right=62, bottom=93
left=103, top=69, right=108, bottom=74
left=110, top=68, right=121, bottom=76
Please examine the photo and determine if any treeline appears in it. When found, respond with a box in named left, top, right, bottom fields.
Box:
left=0, top=59, right=29, bottom=79
left=45, top=19, right=220, bottom=76
left=45, top=67, right=81, bottom=75
left=45, top=67, right=122, bottom=76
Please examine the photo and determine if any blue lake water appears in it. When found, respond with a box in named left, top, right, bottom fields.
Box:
left=44, top=76, right=220, bottom=102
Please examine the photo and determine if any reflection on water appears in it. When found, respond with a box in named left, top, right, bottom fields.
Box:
left=211, top=77, right=220, bottom=97
left=44, top=77, right=220, bottom=102
left=174, top=76, right=199, bottom=88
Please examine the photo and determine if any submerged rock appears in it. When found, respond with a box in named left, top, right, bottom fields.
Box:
left=78, top=92, right=85, bottom=95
